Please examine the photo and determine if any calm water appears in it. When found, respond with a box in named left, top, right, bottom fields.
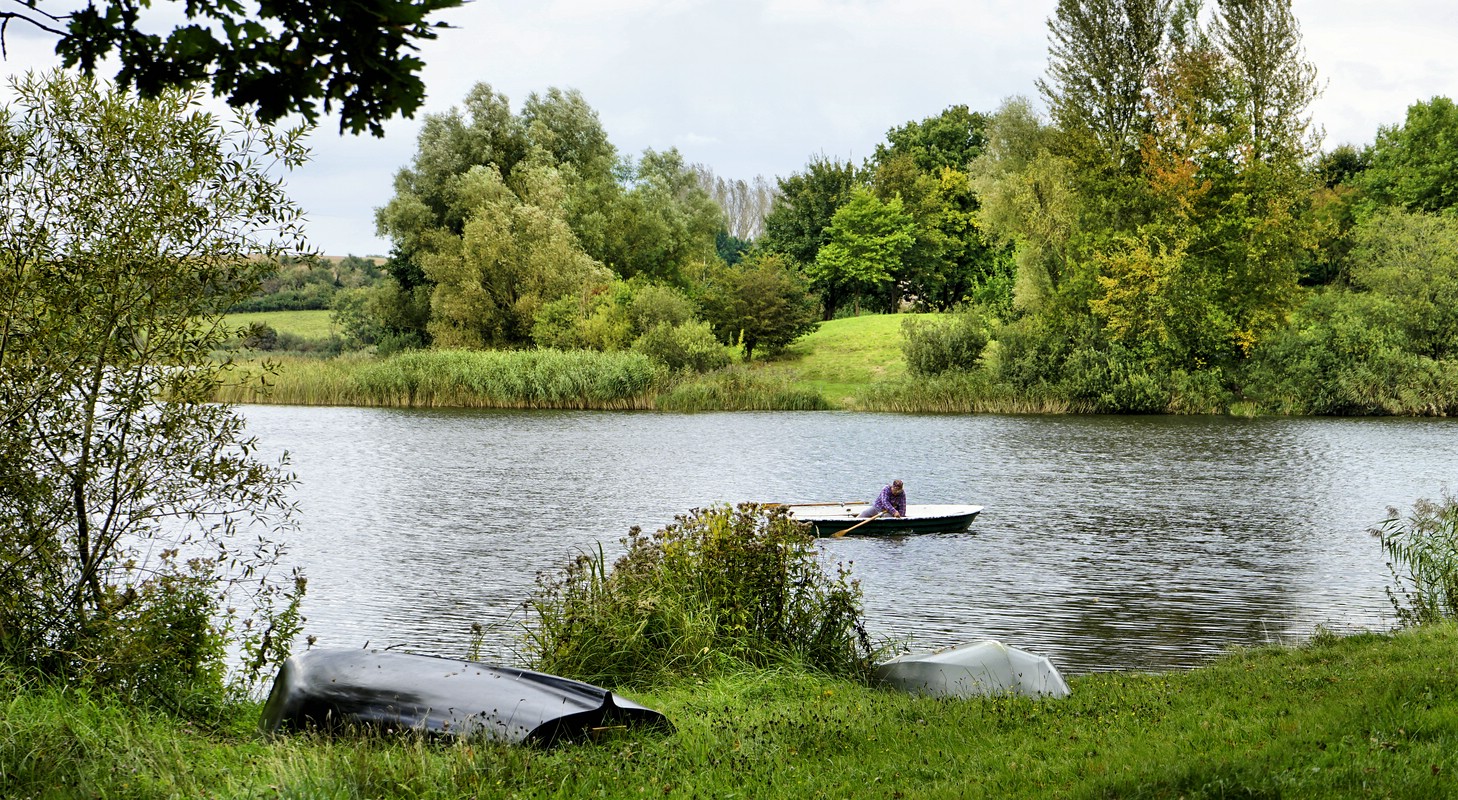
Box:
left=240, top=406, right=1458, bottom=675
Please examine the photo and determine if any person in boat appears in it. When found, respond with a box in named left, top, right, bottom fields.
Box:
left=860, top=479, right=906, bottom=518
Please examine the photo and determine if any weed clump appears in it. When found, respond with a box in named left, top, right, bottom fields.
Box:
left=524, top=504, right=879, bottom=688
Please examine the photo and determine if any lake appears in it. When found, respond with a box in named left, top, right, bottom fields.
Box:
left=241, top=406, right=1458, bottom=675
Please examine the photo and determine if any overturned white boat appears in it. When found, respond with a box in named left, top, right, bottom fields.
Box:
left=873, top=640, right=1071, bottom=699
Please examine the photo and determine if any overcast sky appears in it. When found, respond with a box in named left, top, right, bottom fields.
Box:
left=8, top=1, right=1458, bottom=256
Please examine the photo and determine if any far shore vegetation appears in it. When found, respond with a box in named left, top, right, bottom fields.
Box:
left=211, top=0, right=1458, bottom=419
left=219, top=308, right=1458, bottom=415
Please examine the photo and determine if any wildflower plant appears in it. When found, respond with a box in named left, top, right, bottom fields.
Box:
left=524, top=504, right=881, bottom=688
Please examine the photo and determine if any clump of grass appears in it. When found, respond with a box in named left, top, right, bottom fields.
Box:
left=1372, top=494, right=1458, bottom=625
left=655, top=366, right=830, bottom=411
left=524, top=504, right=880, bottom=688
left=213, top=355, right=366, bottom=405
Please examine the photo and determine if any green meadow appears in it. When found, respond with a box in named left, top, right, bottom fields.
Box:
left=4, top=624, right=1453, bottom=799
left=225, top=309, right=336, bottom=341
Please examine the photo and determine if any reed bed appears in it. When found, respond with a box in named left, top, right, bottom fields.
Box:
left=854, top=371, right=1096, bottom=414
left=214, top=350, right=662, bottom=409
left=655, top=366, right=831, bottom=411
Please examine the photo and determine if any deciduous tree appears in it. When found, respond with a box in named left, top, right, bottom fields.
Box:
left=0, top=72, right=306, bottom=698
left=810, top=188, right=916, bottom=318
left=759, top=155, right=864, bottom=267
left=1361, top=96, right=1458, bottom=215
left=700, top=253, right=819, bottom=361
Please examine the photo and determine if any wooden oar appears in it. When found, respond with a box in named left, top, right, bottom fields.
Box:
left=762, top=501, right=867, bottom=508
left=833, top=511, right=884, bottom=537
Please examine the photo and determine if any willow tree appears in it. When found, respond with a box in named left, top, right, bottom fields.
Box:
left=0, top=72, right=307, bottom=703
left=421, top=162, right=611, bottom=348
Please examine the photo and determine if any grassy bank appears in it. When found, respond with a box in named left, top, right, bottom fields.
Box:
left=215, top=312, right=910, bottom=410
left=3, top=625, right=1454, bottom=799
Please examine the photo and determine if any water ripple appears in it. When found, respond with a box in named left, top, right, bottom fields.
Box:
left=240, top=407, right=1458, bottom=674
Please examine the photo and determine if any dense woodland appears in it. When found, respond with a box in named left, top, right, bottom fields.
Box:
left=270, top=0, right=1455, bottom=415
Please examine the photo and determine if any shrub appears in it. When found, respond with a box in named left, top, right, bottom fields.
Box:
left=983, top=314, right=1075, bottom=394
left=1371, top=495, right=1458, bottom=627
left=240, top=322, right=279, bottom=351
left=628, top=283, right=697, bottom=333
left=1242, top=290, right=1458, bottom=415
left=524, top=504, right=880, bottom=688
left=1168, top=368, right=1234, bottom=414
left=1059, top=345, right=1171, bottom=413
left=900, top=308, right=991, bottom=376
left=631, top=321, right=730, bottom=373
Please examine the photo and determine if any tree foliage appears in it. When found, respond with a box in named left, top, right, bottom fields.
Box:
left=422, top=164, right=610, bottom=348
left=701, top=253, right=819, bottom=361
left=759, top=155, right=864, bottom=267
left=1039, top=0, right=1172, bottom=176
left=1361, top=96, right=1458, bottom=215
left=9, top=0, right=461, bottom=135
left=982, top=0, right=1318, bottom=376
left=1348, top=208, right=1458, bottom=359
left=375, top=84, right=721, bottom=346
left=0, top=72, right=306, bottom=702
left=809, top=188, right=916, bottom=318
left=870, top=105, right=1010, bottom=313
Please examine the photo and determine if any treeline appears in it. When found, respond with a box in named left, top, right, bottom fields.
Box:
left=893, top=0, right=1458, bottom=415
left=334, top=81, right=1007, bottom=367
left=768, top=0, right=1458, bottom=415
left=229, top=255, right=386, bottom=312
left=327, top=0, right=1458, bottom=415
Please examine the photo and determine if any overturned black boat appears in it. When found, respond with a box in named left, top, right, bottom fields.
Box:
left=260, top=649, right=671, bottom=746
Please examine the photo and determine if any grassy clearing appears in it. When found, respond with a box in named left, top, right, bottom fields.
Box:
left=224, top=309, right=335, bottom=340
left=778, top=313, right=910, bottom=404
left=3, top=624, right=1454, bottom=798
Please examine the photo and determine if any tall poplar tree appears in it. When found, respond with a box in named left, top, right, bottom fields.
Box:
left=1039, top=0, right=1172, bottom=176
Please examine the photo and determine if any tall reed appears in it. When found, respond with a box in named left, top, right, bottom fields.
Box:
left=655, top=367, right=831, bottom=411
left=213, top=350, right=662, bottom=409
left=854, top=371, right=1095, bottom=414
left=1372, top=494, right=1458, bottom=626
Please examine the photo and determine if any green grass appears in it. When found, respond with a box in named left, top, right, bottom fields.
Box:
left=777, top=313, right=912, bottom=404
left=224, top=309, right=336, bottom=340
left=4, top=624, right=1455, bottom=798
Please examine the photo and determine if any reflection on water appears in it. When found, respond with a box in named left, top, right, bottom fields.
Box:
left=241, top=407, right=1458, bottom=674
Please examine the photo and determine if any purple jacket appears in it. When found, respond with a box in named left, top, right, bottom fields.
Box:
left=871, top=484, right=907, bottom=517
